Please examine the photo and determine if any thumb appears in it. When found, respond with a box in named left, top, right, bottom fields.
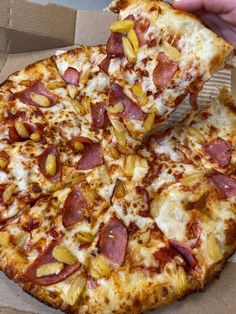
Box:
left=172, top=0, right=234, bottom=14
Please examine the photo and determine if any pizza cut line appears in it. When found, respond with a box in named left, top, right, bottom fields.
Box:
left=0, top=0, right=235, bottom=313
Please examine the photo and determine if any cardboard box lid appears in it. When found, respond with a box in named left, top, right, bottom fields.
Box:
left=0, top=1, right=236, bottom=314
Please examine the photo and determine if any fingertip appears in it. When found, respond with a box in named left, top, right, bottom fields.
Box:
left=172, top=0, right=185, bottom=9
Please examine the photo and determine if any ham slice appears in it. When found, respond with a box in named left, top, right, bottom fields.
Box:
left=153, top=53, right=178, bottom=89
left=16, top=81, right=57, bottom=107
left=107, top=32, right=125, bottom=59
left=209, top=172, right=236, bottom=198
left=203, top=138, right=231, bottom=168
left=109, top=83, right=145, bottom=120
left=99, top=217, right=128, bottom=265
left=38, top=146, right=62, bottom=183
left=62, top=67, right=80, bottom=86
left=24, top=240, right=80, bottom=286
left=90, top=102, right=109, bottom=130
left=77, top=143, right=104, bottom=171
left=62, top=187, right=89, bottom=228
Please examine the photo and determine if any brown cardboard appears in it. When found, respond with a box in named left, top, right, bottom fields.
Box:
left=0, top=1, right=236, bottom=314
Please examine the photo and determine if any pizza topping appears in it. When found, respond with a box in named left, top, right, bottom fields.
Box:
left=38, top=146, right=62, bottom=182
left=16, top=81, right=57, bottom=107
left=170, top=240, right=197, bottom=269
left=122, top=37, right=137, bottom=63
left=64, top=277, right=86, bottom=306
left=188, top=127, right=206, bottom=144
left=0, top=151, right=10, bottom=170
left=162, top=41, right=180, bottom=61
left=90, top=255, right=113, bottom=279
left=77, top=143, right=104, bottom=171
left=67, top=84, right=78, bottom=99
left=3, top=183, right=16, bottom=205
left=30, top=131, right=42, bottom=143
left=0, top=232, right=10, bottom=247
left=206, top=234, right=223, bottom=264
left=62, top=187, right=89, bottom=228
left=98, top=57, right=111, bottom=75
left=111, top=119, right=127, bottom=147
left=132, top=82, right=148, bottom=107
left=14, top=120, right=30, bottom=139
left=24, top=240, right=80, bottom=286
left=127, top=29, right=139, bottom=54
left=134, top=18, right=150, bottom=46
left=107, top=102, right=124, bottom=114
left=153, top=53, right=178, bottom=89
left=99, top=217, right=128, bottom=265
left=107, top=32, right=125, bottom=59
left=52, top=246, right=77, bottom=265
left=109, top=83, right=145, bottom=120
left=153, top=247, right=176, bottom=272
left=62, top=67, right=80, bottom=86
left=124, top=155, right=136, bottom=177
left=69, top=136, right=92, bottom=152
left=91, top=102, right=109, bottom=130
left=208, top=173, right=236, bottom=198
left=113, top=180, right=125, bottom=199
left=203, top=138, right=231, bottom=168
left=144, top=112, right=155, bottom=132
left=110, top=20, right=135, bottom=34
left=76, top=231, right=94, bottom=244
left=36, top=262, right=64, bottom=277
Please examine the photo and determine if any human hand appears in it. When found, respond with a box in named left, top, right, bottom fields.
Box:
left=172, top=0, right=236, bottom=47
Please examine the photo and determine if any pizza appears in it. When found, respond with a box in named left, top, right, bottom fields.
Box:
left=0, top=0, right=235, bottom=313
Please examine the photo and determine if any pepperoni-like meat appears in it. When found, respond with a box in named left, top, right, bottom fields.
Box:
left=62, top=67, right=80, bottom=86
left=169, top=240, right=197, bottom=269
left=109, top=83, right=145, bottom=120
left=24, top=240, right=80, bottom=286
left=77, top=143, right=104, bottom=171
left=38, top=146, right=62, bottom=182
left=153, top=53, right=178, bottom=89
left=16, top=81, right=57, bottom=107
left=135, top=18, right=151, bottom=46
left=135, top=186, right=150, bottom=217
left=90, top=102, right=109, bottom=130
left=62, top=187, right=89, bottom=228
left=99, top=217, right=128, bottom=265
left=209, top=172, right=236, bottom=199
left=106, top=32, right=125, bottom=59
left=153, top=247, right=176, bottom=272
left=203, top=138, right=231, bottom=168
left=68, top=136, right=92, bottom=149
left=98, top=58, right=111, bottom=75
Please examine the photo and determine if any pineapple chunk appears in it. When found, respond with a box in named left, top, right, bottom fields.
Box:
left=67, top=84, right=78, bottom=99
left=90, top=255, right=112, bottom=279
left=122, top=37, right=136, bottom=63
left=207, top=234, right=223, bottom=264
left=114, top=129, right=126, bottom=147
left=188, top=127, right=206, bottom=144
left=84, top=187, right=96, bottom=206
left=3, top=183, right=16, bottom=205
left=31, top=92, right=51, bottom=107
left=175, top=267, right=187, bottom=293
left=107, top=102, right=124, bottom=114
left=46, top=81, right=66, bottom=89
left=81, top=96, right=91, bottom=114
left=180, top=173, right=205, bottom=186
left=30, top=132, right=41, bottom=142
left=52, top=246, right=77, bottom=265
left=0, top=232, right=10, bottom=247
left=128, top=29, right=139, bottom=54
left=74, top=142, right=84, bottom=152
left=124, top=155, right=137, bottom=177
left=76, top=231, right=94, bottom=244
left=80, top=68, right=91, bottom=84
left=132, top=83, right=148, bottom=106
left=110, top=20, right=134, bottom=34
left=0, top=157, right=9, bottom=170
left=45, top=154, right=57, bottom=176
left=143, top=112, right=155, bottom=132
left=113, top=180, right=125, bottom=198
left=15, top=120, right=30, bottom=139
left=64, top=277, right=86, bottom=306
left=108, top=146, right=120, bottom=160
left=163, top=41, right=180, bottom=61
left=36, top=262, right=64, bottom=277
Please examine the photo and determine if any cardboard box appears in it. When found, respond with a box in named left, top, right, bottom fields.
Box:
left=0, top=1, right=235, bottom=314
